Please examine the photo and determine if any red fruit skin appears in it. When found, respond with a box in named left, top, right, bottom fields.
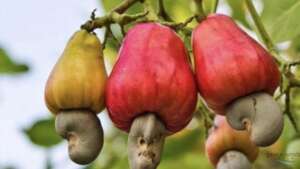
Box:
left=192, top=14, right=280, bottom=114
left=106, top=23, right=197, bottom=133
left=205, top=115, right=258, bottom=166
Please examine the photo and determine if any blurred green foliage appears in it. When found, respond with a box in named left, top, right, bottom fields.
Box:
left=261, top=0, right=300, bottom=43
left=23, top=118, right=62, bottom=148
left=7, top=0, right=299, bottom=169
left=0, top=47, right=29, bottom=74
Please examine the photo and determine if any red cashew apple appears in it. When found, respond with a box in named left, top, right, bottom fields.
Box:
left=106, top=23, right=197, bottom=169
left=206, top=115, right=259, bottom=169
left=192, top=14, right=283, bottom=146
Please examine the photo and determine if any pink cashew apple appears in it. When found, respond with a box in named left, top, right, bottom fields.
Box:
left=106, top=23, right=197, bottom=169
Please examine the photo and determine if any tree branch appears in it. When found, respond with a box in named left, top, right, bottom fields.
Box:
left=81, top=11, right=148, bottom=32
left=81, top=0, right=146, bottom=32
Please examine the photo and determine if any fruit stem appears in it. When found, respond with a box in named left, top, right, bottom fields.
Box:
left=128, top=113, right=167, bottom=169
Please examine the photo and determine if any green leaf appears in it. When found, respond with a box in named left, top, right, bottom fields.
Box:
left=163, top=0, right=194, bottom=22
left=23, top=117, right=62, bottom=148
left=226, top=0, right=251, bottom=29
left=261, top=0, right=300, bottom=42
left=0, top=47, right=29, bottom=74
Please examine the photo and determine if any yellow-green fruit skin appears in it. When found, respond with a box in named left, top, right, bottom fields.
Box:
left=45, top=30, right=107, bottom=115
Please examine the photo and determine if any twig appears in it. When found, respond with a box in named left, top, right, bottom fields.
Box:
left=288, top=60, right=300, bottom=67
left=288, top=72, right=300, bottom=88
left=81, top=11, right=148, bottom=32
left=161, top=15, right=196, bottom=31
left=284, top=87, right=299, bottom=133
left=90, top=9, right=97, bottom=20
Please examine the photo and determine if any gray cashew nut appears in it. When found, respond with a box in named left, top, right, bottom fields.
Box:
left=128, top=113, right=167, bottom=169
left=55, top=110, right=103, bottom=164
left=217, top=151, right=252, bottom=169
left=226, top=92, right=283, bottom=146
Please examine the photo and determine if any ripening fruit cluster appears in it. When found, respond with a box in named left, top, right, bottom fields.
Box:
left=45, top=14, right=283, bottom=169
